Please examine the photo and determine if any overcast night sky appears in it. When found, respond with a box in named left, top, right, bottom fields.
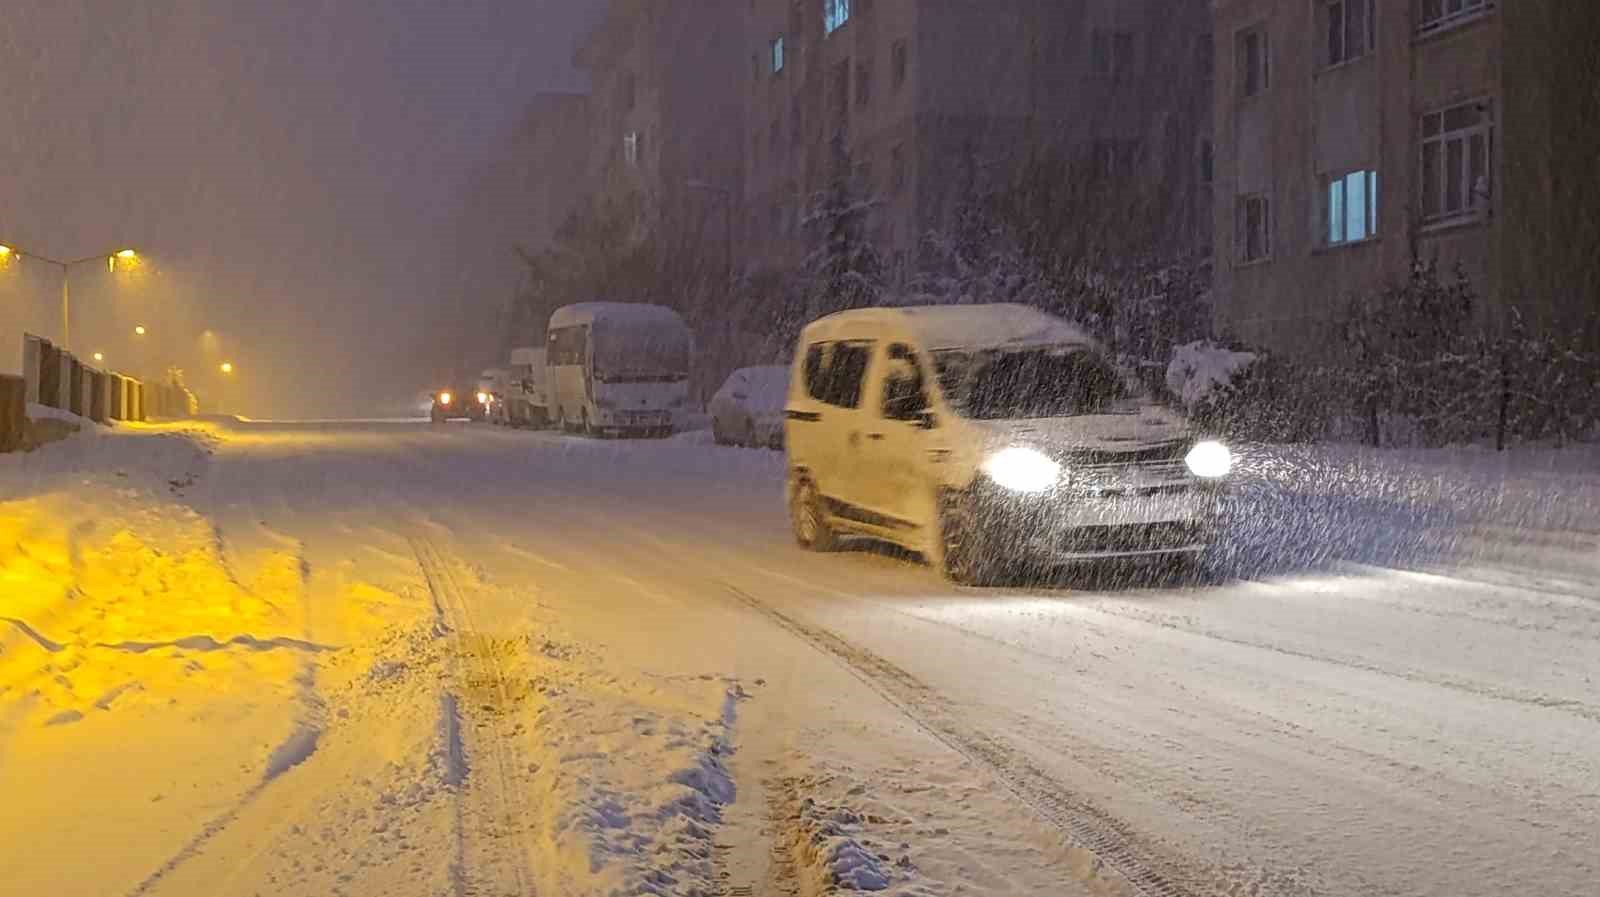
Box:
left=1, top=1, right=601, bottom=416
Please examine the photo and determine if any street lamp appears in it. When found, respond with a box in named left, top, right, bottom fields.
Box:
left=93, top=352, right=105, bottom=363
left=134, top=325, right=147, bottom=336
left=220, top=362, right=234, bottom=375
left=0, top=244, right=139, bottom=351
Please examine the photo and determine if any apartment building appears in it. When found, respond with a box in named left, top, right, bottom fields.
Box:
left=574, top=0, right=746, bottom=250
left=743, top=0, right=1213, bottom=278
left=1212, top=0, right=1597, bottom=352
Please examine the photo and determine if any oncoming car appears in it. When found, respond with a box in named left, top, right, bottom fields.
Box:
left=429, top=387, right=488, bottom=423
left=783, top=304, right=1232, bottom=584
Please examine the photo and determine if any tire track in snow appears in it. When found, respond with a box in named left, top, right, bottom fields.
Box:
left=718, top=581, right=1277, bottom=897
left=123, top=539, right=324, bottom=897
left=411, top=535, right=536, bottom=897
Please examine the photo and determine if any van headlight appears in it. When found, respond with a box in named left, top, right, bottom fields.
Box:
left=1185, top=440, right=1233, bottom=479
left=981, top=447, right=1061, bottom=494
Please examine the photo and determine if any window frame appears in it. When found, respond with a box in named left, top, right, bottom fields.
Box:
left=1321, top=168, right=1380, bottom=247
left=892, top=40, right=909, bottom=90
left=1417, top=0, right=1493, bottom=37
left=771, top=35, right=786, bottom=75
left=623, top=130, right=641, bottom=167
left=1236, top=26, right=1270, bottom=99
left=1324, top=0, right=1375, bottom=68
left=1419, top=99, right=1493, bottom=226
left=1236, top=193, right=1272, bottom=264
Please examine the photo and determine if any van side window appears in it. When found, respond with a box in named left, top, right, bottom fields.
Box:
left=803, top=343, right=830, bottom=400
left=881, top=343, right=930, bottom=420
left=548, top=327, right=588, bottom=366
left=821, top=341, right=872, bottom=408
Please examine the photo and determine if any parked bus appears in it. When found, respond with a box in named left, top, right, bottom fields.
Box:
left=546, top=302, right=693, bottom=437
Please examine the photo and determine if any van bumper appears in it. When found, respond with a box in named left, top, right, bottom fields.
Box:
left=975, top=482, right=1227, bottom=564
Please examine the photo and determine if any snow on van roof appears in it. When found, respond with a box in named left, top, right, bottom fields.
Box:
left=548, top=302, right=688, bottom=329
left=805, top=304, right=1095, bottom=351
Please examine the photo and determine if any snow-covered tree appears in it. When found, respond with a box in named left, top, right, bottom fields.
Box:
left=792, top=136, right=886, bottom=325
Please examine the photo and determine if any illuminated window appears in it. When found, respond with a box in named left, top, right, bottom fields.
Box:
left=824, top=0, right=850, bottom=35
left=1324, top=169, right=1378, bottom=245
left=624, top=131, right=640, bottom=166
left=771, top=36, right=785, bottom=74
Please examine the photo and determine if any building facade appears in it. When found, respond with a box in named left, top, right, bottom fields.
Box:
left=575, top=0, right=747, bottom=255
left=742, top=0, right=1213, bottom=280
left=1212, top=0, right=1596, bottom=352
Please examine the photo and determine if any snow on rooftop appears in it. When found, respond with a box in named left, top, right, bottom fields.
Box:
left=806, top=304, right=1096, bottom=351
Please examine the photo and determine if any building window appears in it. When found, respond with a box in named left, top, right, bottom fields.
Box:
left=1237, top=194, right=1271, bottom=262
left=1090, top=29, right=1135, bottom=79
left=856, top=60, right=872, bottom=106
left=1421, top=101, right=1492, bottom=222
left=1324, top=0, right=1373, bottom=67
left=1237, top=27, right=1269, bottom=98
left=892, top=40, right=908, bottom=89
left=1324, top=169, right=1378, bottom=245
left=1418, top=0, right=1490, bottom=35
left=1199, top=139, right=1214, bottom=184
left=623, top=73, right=637, bottom=110
left=891, top=144, right=906, bottom=195
left=624, top=131, right=641, bottom=166
left=771, top=36, right=786, bottom=74
left=824, top=0, right=851, bottom=35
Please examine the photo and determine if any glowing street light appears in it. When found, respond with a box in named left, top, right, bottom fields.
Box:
left=134, top=325, right=147, bottom=336
left=93, top=352, right=105, bottom=363
left=0, top=243, right=140, bottom=350
left=220, top=362, right=234, bottom=375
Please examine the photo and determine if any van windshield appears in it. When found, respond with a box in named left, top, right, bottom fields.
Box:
left=592, top=322, right=691, bottom=382
left=932, top=345, right=1147, bottom=420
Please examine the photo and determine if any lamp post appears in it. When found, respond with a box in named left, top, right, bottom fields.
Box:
left=0, top=245, right=138, bottom=352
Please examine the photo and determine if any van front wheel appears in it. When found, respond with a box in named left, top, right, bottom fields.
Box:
left=790, top=476, right=837, bottom=552
left=938, top=492, right=1001, bottom=586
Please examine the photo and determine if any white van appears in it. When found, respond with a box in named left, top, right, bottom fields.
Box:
left=546, top=302, right=694, bottom=437
left=783, top=304, right=1232, bottom=584
left=502, top=346, right=549, bottom=427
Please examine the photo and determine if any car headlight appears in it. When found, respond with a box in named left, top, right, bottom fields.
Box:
left=439, top=392, right=452, bottom=406
left=1185, top=440, right=1233, bottom=479
left=981, top=446, right=1061, bottom=493
left=476, top=392, right=489, bottom=405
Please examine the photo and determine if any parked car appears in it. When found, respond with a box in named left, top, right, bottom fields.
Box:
left=782, top=304, right=1232, bottom=584
left=710, top=365, right=788, bottom=448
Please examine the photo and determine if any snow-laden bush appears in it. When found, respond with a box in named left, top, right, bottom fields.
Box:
left=1166, top=341, right=1257, bottom=408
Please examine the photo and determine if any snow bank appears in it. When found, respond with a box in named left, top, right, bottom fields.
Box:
left=1165, top=341, right=1257, bottom=408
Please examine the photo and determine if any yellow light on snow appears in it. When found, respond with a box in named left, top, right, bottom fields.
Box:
left=439, top=392, right=452, bottom=406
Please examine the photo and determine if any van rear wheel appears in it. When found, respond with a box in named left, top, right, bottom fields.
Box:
left=790, top=476, right=837, bottom=552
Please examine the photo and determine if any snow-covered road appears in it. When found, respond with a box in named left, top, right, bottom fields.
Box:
left=3, top=419, right=1596, bottom=897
